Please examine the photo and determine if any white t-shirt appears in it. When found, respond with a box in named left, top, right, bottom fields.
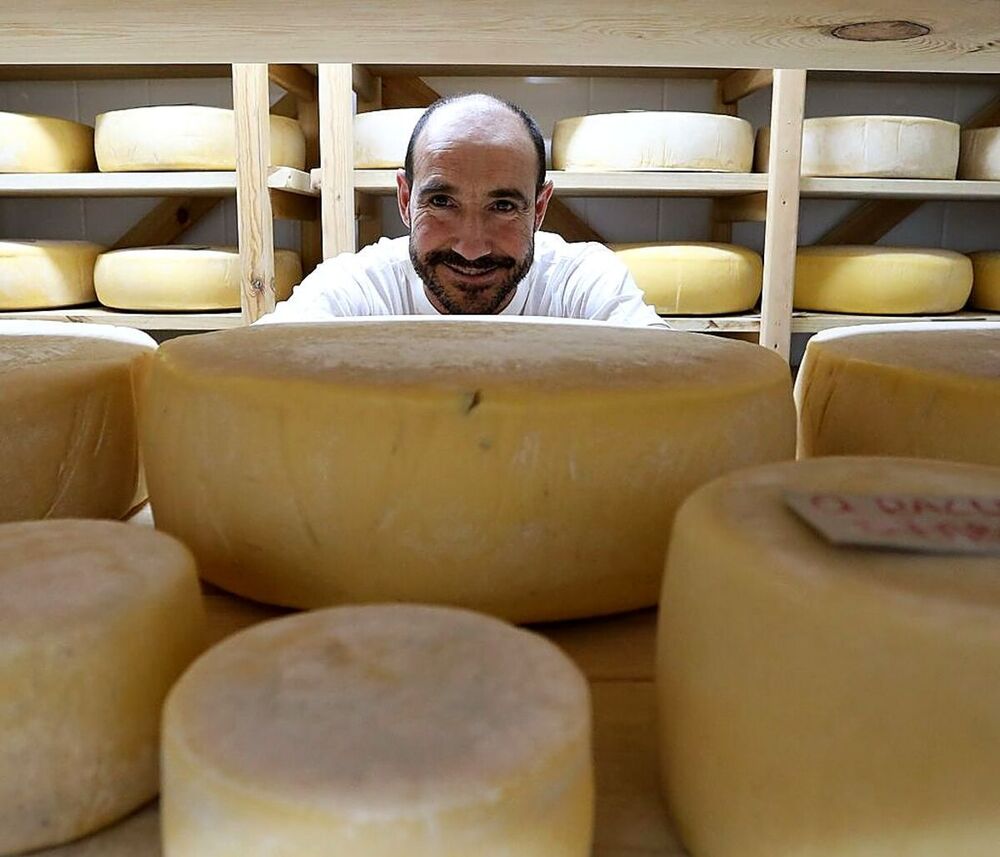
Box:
left=256, top=231, right=666, bottom=328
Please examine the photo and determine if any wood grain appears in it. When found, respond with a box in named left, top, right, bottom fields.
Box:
left=318, top=64, right=356, bottom=258
left=111, top=197, right=221, bottom=249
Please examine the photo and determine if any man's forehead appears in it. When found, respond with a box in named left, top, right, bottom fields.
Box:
left=413, top=100, right=535, bottom=173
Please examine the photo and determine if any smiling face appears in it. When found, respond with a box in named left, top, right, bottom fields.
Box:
left=397, top=97, right=554, bottom=314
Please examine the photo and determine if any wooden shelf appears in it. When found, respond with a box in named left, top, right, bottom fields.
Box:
left=0, top=63, right=232, bottom=81
left=0, top=307, right=243, bottom=330
left=660, top=314, right=760, bottom=333
left=791, top=310, right=999, bottom=333
left=799, top=178, right=1000, bottom=201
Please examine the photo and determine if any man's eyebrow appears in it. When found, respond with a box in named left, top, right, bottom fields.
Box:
left=488, top=188, right=531, bottom=206
left=417, top=180, right=457, bottom=197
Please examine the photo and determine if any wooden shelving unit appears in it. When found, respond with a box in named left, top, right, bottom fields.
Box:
left=0, top=307, right=243, bottom=330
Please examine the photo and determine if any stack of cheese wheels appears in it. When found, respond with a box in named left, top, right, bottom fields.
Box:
left=95, top=246, right=303, bottom=311
left=970, top=251, right=1000, bottom=310
left=139, top=319, right=795, bottom=622
left=32, top=804, right=160, bottom=857
left=0, top=321, right=156, bottom=523
left=794, top=246, right=973, bottom=314
left=162, top=604, right=593, bottom=855
left=0, top=240, right=104, bottom=309
left=613, top=243, right=762, bottom=314
left=0, top=111, right=96, bottom=172
left=959, top=127, right=1000, bottom=179
left=755, top=115, right=960, bottom=178
left=355, top=107, right=425, bottom=168
left=0, top=519, right=204, bottom=854
left=95, top=105, right=306, bottom=171
left=796, top=322, right=1000, bottom=465
left=657, top=456, right=1000, bottom=857
left=552, top=112, right=753, bottom=172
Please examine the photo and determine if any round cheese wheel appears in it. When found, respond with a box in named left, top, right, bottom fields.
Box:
left=0, top=519, right=204, bottom=854
left=658, top=456, right=1000, bottom=857
left=355, top=108, right=425, bottom=168
left=95, top=246, right=303, bottom=311
left=755, top=115, right=960, bottom=178
left=0, top=111, right=96, bottom=173
left=162, top=604, right=593, bottom=856
left=95, top=106, right=306, bottom=171
left=0, top=322, right=156, bottom=523
left=612, top=243, right=762, bottom=314
left=796, top=322, right=1000, bottom=465
left=959, top=126, right=1000, bottom=180
left=32, top=804, right=160, bottom=857
left=552, top=112, right=753, bottom=172
left=0, top=240, right=104, bottom=309
left=970, top=250, right=1000, bottom=311
left=140, top=320, right=795, bottom=621
left=794, top=246, right=973, bottom=314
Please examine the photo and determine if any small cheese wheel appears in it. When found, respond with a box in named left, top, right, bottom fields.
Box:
left=658, top=456, right=1000, bottom=857
left=0, top=240, right=104, bottom=309
left=959, top=127, right=1000, bottom=180
left=0, top=111, right=96, bottom=173
left=970, top=251, right=1000, bottom=311
left=552, top=112, right=753, bottom=172
left=755, top=115, right=960, bottom=178
left=612, top=243, right=762, bottom=314
left=0, top=520, right=204, bottom=854
left=95, top=106, right=306, bottom=171
left=796, top=322, right=1000, bottom=465
left=162, top=604, right=593, bottom=856
left=355, top=108, right=424, bottom=168
left=140, top=320, right=795, bottom=621
left=32, top=804, right=160, bottom=857
left=0, top=321, right=156, bottom=523
left=95, top=246, right=303, bottom=311
left=794, top=246, right=973, bottom=314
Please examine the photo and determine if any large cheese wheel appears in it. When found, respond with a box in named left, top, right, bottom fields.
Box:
left=95, top=106, right=306, bottom=171
left=32, top=804, right=160, bottom=857
left=95, top=246, right=303, bottom=311
left=552, top=112, right=753, bottom=172
left=0, top=240, right=104, bottom=309
left=0, top=519, right=204, bottom=854
left=755, top=115, right=960, bottom=178
left=796, top=322, right=1000, bottom=465
left=613, top=243, right=762, bottom=314
left=355, top=108, right=424, bottom=168
left=959, top=127, right=1000, bottom=180
left=0, top=111, right=96, bottom=173
left=970, top=250, right=1000, bottom=311
left=658, top=456, right=1000, bottom=857
left=0, top=321, right=156, bottom=523
left=794, top=246, right=973, bottom=313
left=162, top=604, right=593, bottom=856
left=139, top=320, right=795, bottom=621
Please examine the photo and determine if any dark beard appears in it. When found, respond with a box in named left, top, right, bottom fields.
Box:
left=410, top=240, right=534, bottom=314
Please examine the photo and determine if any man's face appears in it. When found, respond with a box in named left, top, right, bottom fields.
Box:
left=397, top=106, right=553, bottom=314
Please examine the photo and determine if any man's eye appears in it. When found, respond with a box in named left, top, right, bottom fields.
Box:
left=429, top=195, right=452, bottom=207
left=492, top=200, right=517, bottom=213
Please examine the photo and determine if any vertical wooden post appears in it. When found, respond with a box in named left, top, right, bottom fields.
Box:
left=318, top=63, right=355, bottom=259
left=355, top=65, right=384, bottom=250
left=295, top=88, right=323, bottom=275
left=233, top=63, right=276, bottom=323
left=759, top=68, right=806, bottom=361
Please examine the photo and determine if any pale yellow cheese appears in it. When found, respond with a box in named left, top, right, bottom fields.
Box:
left=755, top=115, right=960, bottom=178
left=794, top=246, right=973, bottom=314
left=95, top=246, right=302, bottom=311
left=552, top=112, right=753, bottom=172
left=162, top=604, right=593, bottom=856
left=0, top=520, right=204, bottom=854
left=612, top=242, right=762, bottom=314
left=355, top=108, right=425, bottom=168
left=0, top=240, right=104, bottom=309
left=658, top=456, right=1000, bottom=857
left=796, top=323, right=1000, bottom=465
left=970, top=251, right=1000, bottom=311
left=139, top=320, right=795, bottom=621
left=95, top=106, right=306, bottom=171
left=0, top=111, right=96, bottom=172
left=959, top=127, right=1000, bottom=180
left=31, top=804, right=160, bottom=857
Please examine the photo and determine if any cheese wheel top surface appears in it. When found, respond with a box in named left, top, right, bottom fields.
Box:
left=0, top=333, right=152, bottom=374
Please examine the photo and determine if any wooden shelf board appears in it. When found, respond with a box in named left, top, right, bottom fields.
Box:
left=660, top=314, right=760, bottom=333
left=0, top=63, right=232, bottom=81
left=363, top=64, right=730, bottom=80
left=800, top=178, right=1000, bottom=201
left=792, top=310, right=1000, bottom=333
left=0, top=307, right=243, bottom=330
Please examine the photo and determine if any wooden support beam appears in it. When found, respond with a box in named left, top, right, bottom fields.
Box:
left=270, top=189, right=318, bottom=221
left=269, top=91, right=298, bottom=118
left=111, top=196, right=221, bottom=250
left=296, top=93, right=323, bottom=274
left=352, top=64, right=380, bottom=106
left=319, top=63, right=356, bottom=258
left=720, top=69, right=774, bottom=104
left=713, top=193, right=768, bottom=223
left=267, top=64, right=317, bottom=101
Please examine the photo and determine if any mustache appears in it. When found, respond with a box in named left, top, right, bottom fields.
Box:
left=424, top=250, right=517, bottom=271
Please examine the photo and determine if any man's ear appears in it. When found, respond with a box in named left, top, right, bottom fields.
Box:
left=396, top=170, right=412, bottom=228
left=534, top=180, right=555, bottom=231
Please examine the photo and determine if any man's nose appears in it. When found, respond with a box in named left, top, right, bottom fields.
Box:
left=450, top=212, right=492, bottom=261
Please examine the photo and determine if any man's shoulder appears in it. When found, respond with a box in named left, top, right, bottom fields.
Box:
left=534, top=231, right=623, bottom=280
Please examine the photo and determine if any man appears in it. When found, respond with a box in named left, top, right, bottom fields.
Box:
left=258, top=93, right=665, bottom=327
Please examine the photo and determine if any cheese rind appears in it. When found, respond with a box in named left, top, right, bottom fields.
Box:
left=0, top=111, right=96, bottom=172
left=355, top=108, right=425, bottom=168
left=162, top=604, right=593, bottom=856
left=0, top=520, right=204, bottom=854
left=657, top=456, right=1000, bottom=857
left=139, top=320, right=795, bottom=622
left=795, top=323, right=1000, bottom=465
left=970, top=251, right=1000, bottom=311
left=958, top=127, right=1000, bottom=180
left=552, top=112, right=753, bottom=172
left=95, top=106, right=306, bottom=171
left=613, top=243, right=762, bottom=314
left=31, top=804, right=160, bottom=857
left=794, top=246, right=973, bottom=314
left=95, top=246, right=302, bottom=311
left=0, top=240, right=104, bottom=309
